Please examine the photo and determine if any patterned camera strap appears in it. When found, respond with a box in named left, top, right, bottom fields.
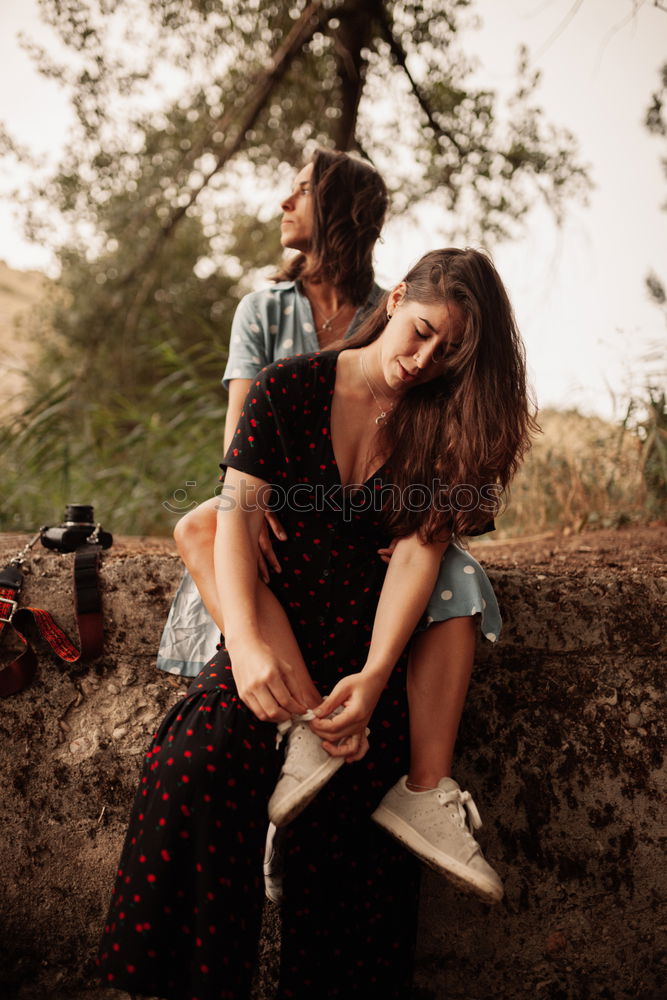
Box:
left=0, top=544, right=104, bottom=697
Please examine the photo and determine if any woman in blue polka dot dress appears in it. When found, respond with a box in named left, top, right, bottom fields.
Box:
left=98, top=248, right=535, bottom=998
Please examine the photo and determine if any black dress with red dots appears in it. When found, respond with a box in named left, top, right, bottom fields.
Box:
left=98, top=351, right=420, bottom=999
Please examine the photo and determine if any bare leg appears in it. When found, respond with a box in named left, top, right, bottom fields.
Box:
left=174, top=496, right=224, bottom=628
left=406, top=616, right=476, bottom=788
left=371, top=616, right=503, bottom=901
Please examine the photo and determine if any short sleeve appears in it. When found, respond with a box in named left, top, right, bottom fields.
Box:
left=221, top=294, right=270, bottom=391
left=221, top=367, right=287, bottom=486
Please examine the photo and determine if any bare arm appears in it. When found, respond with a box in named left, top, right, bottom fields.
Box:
left=312, top=531, right=450, bottom=744
left=223, top=378, right=252, bottom=451
left=363, top=532, right=450, bottom=679
left=214, top=465, right=315, bottom=722
left=213, top=469, right=266, bottom=645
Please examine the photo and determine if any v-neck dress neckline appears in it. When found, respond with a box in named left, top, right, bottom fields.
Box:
left=325, top=349, right=390, bottom=490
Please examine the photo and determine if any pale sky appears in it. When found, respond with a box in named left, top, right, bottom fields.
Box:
left=1, top=0, right=665, bottom=419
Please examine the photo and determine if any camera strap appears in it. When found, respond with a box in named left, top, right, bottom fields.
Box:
left=0, top=538, right=105, bottom=697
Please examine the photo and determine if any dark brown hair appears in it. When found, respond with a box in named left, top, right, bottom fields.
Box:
left=273, top=149, right=388, bottom=306
left=345, top=248, right=538, bottom=541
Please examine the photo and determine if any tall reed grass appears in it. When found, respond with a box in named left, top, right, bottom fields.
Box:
left=1, top=392, right=655, bottom=539
left=1, top=340, right=227, bottom=537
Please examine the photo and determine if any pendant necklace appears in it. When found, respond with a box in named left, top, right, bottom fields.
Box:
left=359, top=350, right=393, bottom=425
left=313, top=300, right=346, bottom=334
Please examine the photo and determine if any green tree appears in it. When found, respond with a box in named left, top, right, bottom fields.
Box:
left=2, top=0, right=590, bottom=533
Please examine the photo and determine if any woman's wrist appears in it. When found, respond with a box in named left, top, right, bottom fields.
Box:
left=360, top=660, right=393, bottom=690
left=224, top=627, right=265, bottom=655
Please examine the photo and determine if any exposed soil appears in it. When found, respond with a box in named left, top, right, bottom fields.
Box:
left=0, top=525, right=665, bottom=1000
left=470, top=523, right=667, bottom=574
left=2, top=523, right=665, bottom=587
left=108, top=523, right=667, bottom=573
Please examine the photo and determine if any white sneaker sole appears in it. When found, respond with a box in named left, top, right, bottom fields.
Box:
left=268, top=757, right=344, bottom=827
left=371, top=804, right=504, bottom=904
left=263, top=824, right=284, bottom=905
left=263, top=871, right=283, bottom=905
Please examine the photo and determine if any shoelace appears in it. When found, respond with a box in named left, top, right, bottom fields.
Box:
left=274, top=706, right=367, bottom=751
left=437, top=787, right=483, bottom=833
left=275, top=710, right=317, bottom=749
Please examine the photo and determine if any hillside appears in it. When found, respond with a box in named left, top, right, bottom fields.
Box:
left=0, top=259, right=50, bottom=403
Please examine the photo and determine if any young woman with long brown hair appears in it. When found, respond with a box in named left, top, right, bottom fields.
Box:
left=98, top=247, right=534, bottom=999
left=164, top=149, right=503, bottom=903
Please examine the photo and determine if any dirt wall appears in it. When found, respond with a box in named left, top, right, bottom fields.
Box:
left=0, top=530, right=665, bottom=1000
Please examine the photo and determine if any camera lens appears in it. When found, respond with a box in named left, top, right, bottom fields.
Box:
left=64, top=504, right=95, bottom=525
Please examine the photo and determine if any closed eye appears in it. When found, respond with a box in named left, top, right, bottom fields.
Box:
left=415, top=327, right=461, bottom=364
left=432, top=342, right=461, bottom=364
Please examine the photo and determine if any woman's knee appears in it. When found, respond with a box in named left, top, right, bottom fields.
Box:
left=173, top=497, right=217, bottom=555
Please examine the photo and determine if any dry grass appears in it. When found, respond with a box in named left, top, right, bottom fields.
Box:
left=0, top=260, right=50, bottom=405
left=496, top=407, right=646, bottom=537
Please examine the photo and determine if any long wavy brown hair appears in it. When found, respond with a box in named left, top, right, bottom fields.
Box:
left=273, top=149, right=388, bottom=306
left=344, top=248, right=538, bottom=541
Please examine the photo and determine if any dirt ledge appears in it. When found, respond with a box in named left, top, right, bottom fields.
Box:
left=0, top=528, right=665, bottom=1000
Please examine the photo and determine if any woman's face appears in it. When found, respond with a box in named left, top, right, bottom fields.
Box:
left=280, top=162, right=314, bottom=253
left=377, top=284, right=466, bottom=395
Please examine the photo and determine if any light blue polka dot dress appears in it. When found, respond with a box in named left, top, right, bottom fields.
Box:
left=418, top=543, right=501, bottom=642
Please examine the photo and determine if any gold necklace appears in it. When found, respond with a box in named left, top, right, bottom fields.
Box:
left=359, top=350, right=393, bottom=425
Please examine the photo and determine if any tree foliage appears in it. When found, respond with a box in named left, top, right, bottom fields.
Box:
left=25, top=0, right=589, bottom=252
left=2, top=0, right=590, bottom=533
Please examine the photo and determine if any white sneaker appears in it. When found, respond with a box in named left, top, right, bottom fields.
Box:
left=371, top=776, right=504, bottom=904
left=263, top=822, right=284, bottom=904
left=268, top=713, right=345, bottom=827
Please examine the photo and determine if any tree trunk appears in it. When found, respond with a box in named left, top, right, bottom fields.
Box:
left=330, top=0, right=378, bottom=151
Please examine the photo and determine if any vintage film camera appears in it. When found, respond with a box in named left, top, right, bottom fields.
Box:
left=40, top=504, right=113, bottom=553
